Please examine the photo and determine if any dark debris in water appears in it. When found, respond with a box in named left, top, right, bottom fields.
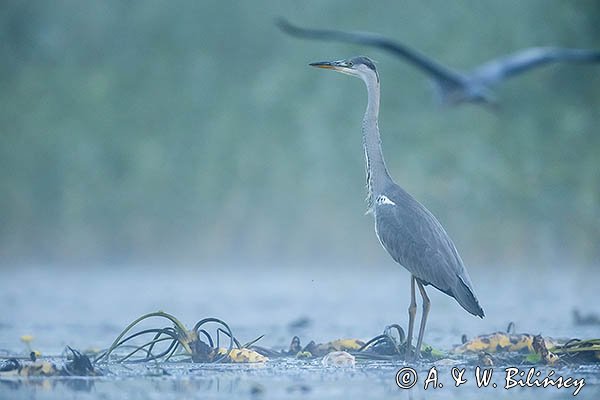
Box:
left=573, top=309, right=600, bottom=326
left=64, top=347, right=98, bottom=376
left=287, top=316, right=312, bottom=330
left=0, top=347, right=100, bottom=378
left=553, top=338, right=600, bottom=363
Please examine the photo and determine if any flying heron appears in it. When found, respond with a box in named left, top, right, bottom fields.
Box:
left=281, top=18, right=600, bottom=106
left=309, top=56, right=484, bottom=359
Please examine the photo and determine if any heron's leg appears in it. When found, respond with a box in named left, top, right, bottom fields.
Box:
left=415, top=280, right=430, bottom=360
left=406, top=276, right=417, bottom=359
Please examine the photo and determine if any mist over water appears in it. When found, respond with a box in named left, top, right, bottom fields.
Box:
left=1, top=263, right=599, bottom=353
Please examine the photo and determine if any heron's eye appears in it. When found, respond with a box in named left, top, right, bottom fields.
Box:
left=346, top=62, right=353, bottom=67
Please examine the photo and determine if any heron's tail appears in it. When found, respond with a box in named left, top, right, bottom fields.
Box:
left=453, top=277, right=485, bottom=318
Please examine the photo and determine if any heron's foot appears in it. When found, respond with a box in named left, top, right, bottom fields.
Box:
left=401, top=342, right=420, bottom=361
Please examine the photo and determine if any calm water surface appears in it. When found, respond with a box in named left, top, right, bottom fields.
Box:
left=1, top=264, right=598, bottom=399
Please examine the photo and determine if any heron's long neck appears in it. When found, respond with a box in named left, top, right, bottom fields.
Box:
left=362, top=74, right=391, bottom=210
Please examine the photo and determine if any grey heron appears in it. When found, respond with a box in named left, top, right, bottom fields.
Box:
left=281, top=19, right=600, bottom=106
left=309, top=56, right=484, bottom=359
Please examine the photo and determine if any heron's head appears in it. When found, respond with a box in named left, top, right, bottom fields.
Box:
left=310, top=56, right=378, bottom=82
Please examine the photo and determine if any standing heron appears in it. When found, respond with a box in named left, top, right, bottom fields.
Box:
left=281, top=19, right=600, bottom=106
left=310, top=56, right=484, bottom=358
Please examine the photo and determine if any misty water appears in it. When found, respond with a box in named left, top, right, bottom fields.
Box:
left=1, top=264, right=598, bottom=399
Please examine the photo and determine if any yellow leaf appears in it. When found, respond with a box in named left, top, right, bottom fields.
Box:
left=328, top=339, right=364, bottom=351
left=454, top=333, right=536, bottom=353
left=217, top=348, right=268, bottom=363
left=20, top=335, right=34, bottom=344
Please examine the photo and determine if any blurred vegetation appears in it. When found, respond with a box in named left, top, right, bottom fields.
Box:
left=1, top=0, right=599, bottom=268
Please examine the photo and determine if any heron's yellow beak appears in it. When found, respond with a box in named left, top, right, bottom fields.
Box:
left=309, top=61, right=338, bottom=70
left=310, top=60, right=358, bottom=78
